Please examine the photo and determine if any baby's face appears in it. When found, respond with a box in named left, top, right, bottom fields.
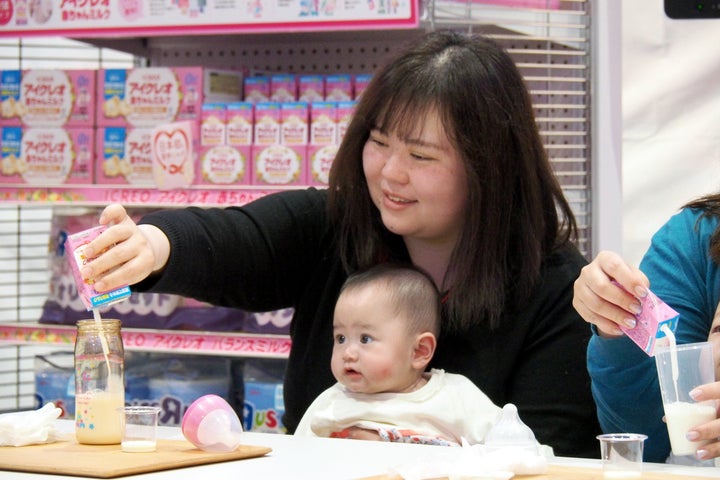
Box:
left=709, top=305, right=720, bottom=380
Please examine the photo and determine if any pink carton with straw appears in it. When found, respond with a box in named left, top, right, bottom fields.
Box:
left=617, top=284, right=679, bottom=356
left=65, top=226, right=131, bottom=310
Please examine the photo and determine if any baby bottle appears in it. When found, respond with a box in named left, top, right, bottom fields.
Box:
left=74, top=319, right=125, bottom=444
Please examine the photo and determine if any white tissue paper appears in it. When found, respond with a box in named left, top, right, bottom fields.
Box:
left=387, top=403, right=551, bottom=480
left=0, top=403, right=62, bottom=447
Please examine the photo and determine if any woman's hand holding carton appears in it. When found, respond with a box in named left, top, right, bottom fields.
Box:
left=80, top=204, right=170, bottom=293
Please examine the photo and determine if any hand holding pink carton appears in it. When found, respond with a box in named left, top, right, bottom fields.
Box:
left=65, top=226, right=131, bottom=310
left=614, top=281, right=679, bottom=356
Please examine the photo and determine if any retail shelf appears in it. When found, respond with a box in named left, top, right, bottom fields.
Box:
left=0, top=322, right=291, bottom=359
left=0, top=184, right=307, bottom=207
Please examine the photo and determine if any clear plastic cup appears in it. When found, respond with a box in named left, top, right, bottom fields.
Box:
left=120, top=406, right=161, bottom=453
left=597, top=433, right=647, bottom=478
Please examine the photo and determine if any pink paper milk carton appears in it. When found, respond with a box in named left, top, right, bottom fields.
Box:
left=270, top=74, right=297, bottom=102
left=324, top=74, right=353, bottom=101
left=244, top=76, right=270, bottom=104
left=280, top=102, right=309, bottom=145
left=353, top=74, right=372, bottom=99
left=298, top=75, right=324, bottom=103
left=226, top=102, right=254, bottom=146
left=200, top=103, right=227, bottom=147
left=617, top=284, right=680, bottom=356
left=65, top=226, right=131, bottom=310
left=254, top=102, right=281, bottom=146
left=336, top=100, right=356, bottom=144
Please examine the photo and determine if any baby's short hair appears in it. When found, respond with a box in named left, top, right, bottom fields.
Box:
left=340, top=264, right=441, bottom=337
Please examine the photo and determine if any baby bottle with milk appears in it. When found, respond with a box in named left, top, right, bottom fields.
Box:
left=74, top=319, right=125, bottom=444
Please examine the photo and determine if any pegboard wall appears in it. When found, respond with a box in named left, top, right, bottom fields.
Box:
left=146, top=30, right=423, bottom=73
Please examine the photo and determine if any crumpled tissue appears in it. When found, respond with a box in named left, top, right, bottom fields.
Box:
left=0, top=403, right=62, bottom=447
left=386, top=403, right=550, bottom=480
left=387, top=440, right=550, bottom=480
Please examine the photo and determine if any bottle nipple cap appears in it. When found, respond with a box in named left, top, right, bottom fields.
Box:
left=484, top=403, right=539, bottom=453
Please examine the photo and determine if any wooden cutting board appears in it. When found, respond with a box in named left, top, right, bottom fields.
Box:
left=361, top=464, right=712, bottom=480
left=0, top=438, right=271, bottom=478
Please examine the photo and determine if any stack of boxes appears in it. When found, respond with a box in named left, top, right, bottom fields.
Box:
left=1, top=68, right=370, bottom=189
left=0, top=69, right=95, bottom=185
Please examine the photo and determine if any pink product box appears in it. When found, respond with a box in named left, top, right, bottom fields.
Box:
left=281, top=102, right=309, bottom=145
left=336, top=101, right=356, bottom=144
left=310, top=102, right=337, bottom=145
left=254, top=102, right=281, bottom=146
left=151, top=121, right=198, bottom=190
left=270, top=74, right=297, bottom=102
left=298, top=75, right=324, bottom=103
left=65, top=225, right=131, bottom=311
left=97, top=67, right=242, bottom=128
left=226, top=102, right=254, bottom=146
left=615, top=283, right=680, bottom=356
left=244, top=76, right=270, bottom=104
left=198, top=144, right=251, bottom=185
left=201, top=103, right=227, bottom=147
left=0, top=126, right=93, bottom=185
left=252, top=144, right=306, bottom=186
left=353, top=74, right=372, bottom=99
left=0, top=69, right=95, bottom=127
left=307, top=144, right=339, bottom=186
left=96, top=127, right=156, bottom=186
left=325, top=74, right=353, bottom=102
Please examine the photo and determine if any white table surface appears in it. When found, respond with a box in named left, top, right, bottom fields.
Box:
left=1, top=420, right=718, bottom=479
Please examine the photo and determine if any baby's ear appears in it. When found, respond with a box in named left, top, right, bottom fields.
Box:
left=412, top=332, right=436, bottom=369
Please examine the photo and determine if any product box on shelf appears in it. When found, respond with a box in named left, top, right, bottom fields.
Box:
left=307, top=144, right=338, bottom=186
left=280, top=101, right=309, bottom=145
left=96, top=127, right=156, bottom=186
left=242, top=359, right=286, bottom=434
left=298, top=75, right=324, bottom=103
left=96, top=67, right=243, bottom=127
left=0, top=126, right=93, bottom=185
left=34, top=352, right=75, bottom=419
left=252, top=144, right=306, bottom=186
left=244, top=76, right=270, bottom=104
left=354, top=74, right=372, bottom=99
left=198, top=144, right=251, bottom=185
left=151, top=120, right=198, bottom=190
left=309, top=102, right=337, bottom=145
left=337, top=100, right=356, bottom=143
left=253, top=102, right=281, bottom=145
left=270, top=73, right=297, bottom=102
left=324, top=74, right=353, bottom=101
left=0, top=69, right=95, bottom=127
left=226, top=102, right=254, bottom=146
left=200, top=103, right=227, bottom=147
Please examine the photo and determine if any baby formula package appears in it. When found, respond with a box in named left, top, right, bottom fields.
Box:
left=65, top=225, right=131, bottom=310
left=617, top=284, right=679, bottom=356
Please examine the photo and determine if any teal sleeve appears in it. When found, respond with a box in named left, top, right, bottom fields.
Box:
left=589, top=208, right=720, bottom=463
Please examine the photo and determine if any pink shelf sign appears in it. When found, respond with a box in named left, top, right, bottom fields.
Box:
left=0, top=0, right=419, bottom=37
left=0, top=323, right=292, bottom=359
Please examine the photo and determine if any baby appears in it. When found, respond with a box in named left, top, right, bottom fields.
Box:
left=294, top=264, right=501, bottom=445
